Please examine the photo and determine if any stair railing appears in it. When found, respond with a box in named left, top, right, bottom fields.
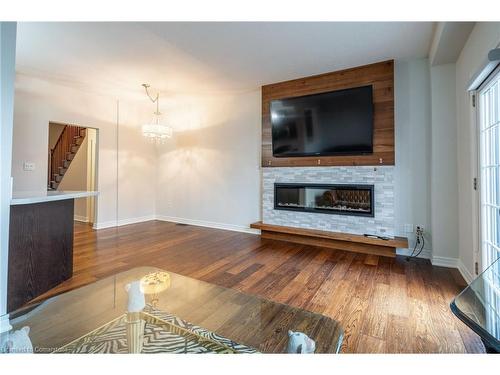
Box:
left=48, top=125, right=85, bottom=189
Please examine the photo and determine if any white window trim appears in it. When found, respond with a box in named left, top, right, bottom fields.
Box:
left=477, top=65, right=500, bottom=271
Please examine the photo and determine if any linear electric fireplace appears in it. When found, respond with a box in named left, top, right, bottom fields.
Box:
left=274, top=183, right=374, bottom=217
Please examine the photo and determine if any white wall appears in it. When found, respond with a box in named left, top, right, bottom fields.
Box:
left=0, top=22, right=17, bottom=328
left=12, top=74, right=156, bottom=227
left=155, top=90, right=261, bottom=231
left=48, top=122, right=65, bottom=149
left=394, top=59, right=433, bottom=253
left=86, top=128, right=97, bottom=224
left=456, top=23, right=500, bottom=278
left=430, top=63, right=459, bottom=262
left=114, top=98, right=157, bottom=226
left=58, top=134, right=89, bottom=221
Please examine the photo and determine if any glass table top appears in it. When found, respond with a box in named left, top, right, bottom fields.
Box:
left=451, top=257, right=500, bottom=352
left=2, top=267, right=343, bottom=354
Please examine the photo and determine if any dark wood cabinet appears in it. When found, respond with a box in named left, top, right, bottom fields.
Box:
left=8, top=199, right=74, bottom=312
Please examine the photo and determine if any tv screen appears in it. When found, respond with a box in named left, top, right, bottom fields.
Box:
left=270, top=85, right=374, bottom=157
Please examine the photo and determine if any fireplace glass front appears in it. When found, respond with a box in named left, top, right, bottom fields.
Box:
left=274, top=183, right=374, bottom=217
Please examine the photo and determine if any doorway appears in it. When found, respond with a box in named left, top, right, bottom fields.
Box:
left=47, top=122, right=98, bottom=226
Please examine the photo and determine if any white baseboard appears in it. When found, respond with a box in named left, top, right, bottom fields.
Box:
left=92, top=214, right=259, bottom=234
left=74, top=215, right=89, bottom=223
left=457, top=259, right=474, bottom=284
left=93, top=215, right=156, bottom=230
left=396, top=247, right=432, bottom=259
left=431, top=255, right=458, bottom=268
left=430, top=256, right=474, bottom=285
left=155, top=215, right=260, bottom=235
left=117, top=215, right=157, bottom=227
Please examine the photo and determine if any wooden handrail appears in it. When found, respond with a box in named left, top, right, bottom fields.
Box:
left=48, top=125, right=86, bottom=189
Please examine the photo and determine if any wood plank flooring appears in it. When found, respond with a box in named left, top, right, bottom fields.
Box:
left=38, top=220, right=484, bottom=353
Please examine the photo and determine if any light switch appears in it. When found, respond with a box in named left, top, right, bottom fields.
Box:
left=23, top=162, right=35, bottom=171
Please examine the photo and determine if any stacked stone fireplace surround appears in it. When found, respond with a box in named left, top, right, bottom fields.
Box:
left=262, top=166, right=395, bottom=237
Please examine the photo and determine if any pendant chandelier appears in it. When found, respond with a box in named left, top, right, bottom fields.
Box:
left=141, top=84, right=172, bottom=143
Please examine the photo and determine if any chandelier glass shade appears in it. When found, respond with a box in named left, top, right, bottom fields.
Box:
left=141, top=84, right=172, bottom=143
left=142, top=113, right=172, bottom=143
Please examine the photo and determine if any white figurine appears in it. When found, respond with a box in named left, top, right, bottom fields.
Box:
left=124, top=280, right=146, bottom=353
left=125, top=280, right=146, bottom=313
left=0, top=326, right=33, bottom=354
left=287, top=330, right=316, bottom=354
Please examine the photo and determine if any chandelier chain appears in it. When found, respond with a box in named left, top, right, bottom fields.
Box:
left=142, top=83, right=160, bottom=115
left=141, top=83, right=172, bottom=143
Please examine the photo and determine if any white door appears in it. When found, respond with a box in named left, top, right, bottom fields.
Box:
left=479, top=68, right=500, bottom=270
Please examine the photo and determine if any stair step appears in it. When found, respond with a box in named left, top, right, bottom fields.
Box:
left=54, top=174, right=63, bottom=182
left=74, top=137, right=84, bottom=145
left=71, top=145, right=79, bottom=153
left=66, top=152, right=75, bottom=161
left=63, top=160, right=70, bottom=168
left=58, top=166, right=67, bottom=174
left=50, top=181, right=59, bottom=190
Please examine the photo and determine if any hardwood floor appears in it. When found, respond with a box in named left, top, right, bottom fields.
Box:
left=39, top=220, right=484, bottom=353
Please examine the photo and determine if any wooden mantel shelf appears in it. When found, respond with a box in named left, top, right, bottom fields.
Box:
left=250, top=222, right=408, bottom=258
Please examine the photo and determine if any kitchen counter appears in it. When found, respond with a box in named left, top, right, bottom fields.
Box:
left=7, top=190, right=98, bottom=312
left=11, top=190, right=98, bottom=205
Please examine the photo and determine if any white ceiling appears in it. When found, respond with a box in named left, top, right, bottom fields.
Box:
left=16, top=22, right=435, bottom=95
left=429, top=22, right=475, bottom=66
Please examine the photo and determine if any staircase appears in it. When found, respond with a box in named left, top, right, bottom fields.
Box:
left=48, top=125, right=86, bottom=190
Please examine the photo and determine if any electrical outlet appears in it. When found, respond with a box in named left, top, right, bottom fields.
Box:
left=23, top=162, right=35, bottom=171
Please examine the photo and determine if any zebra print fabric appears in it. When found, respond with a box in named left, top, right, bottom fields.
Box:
left=54, top=306, right=259, bottom=354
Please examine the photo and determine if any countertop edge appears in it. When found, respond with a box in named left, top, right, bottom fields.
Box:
left=10, top=191, right=99, bottom=206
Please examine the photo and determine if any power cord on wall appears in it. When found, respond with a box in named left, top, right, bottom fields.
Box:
left=406, top=226, right=425, bottom=261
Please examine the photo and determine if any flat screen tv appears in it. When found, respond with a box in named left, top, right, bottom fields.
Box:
left=270, top=85, right=374, bottom=157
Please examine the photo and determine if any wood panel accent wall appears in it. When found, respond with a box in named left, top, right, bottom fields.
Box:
left=261, top=60, right=395, bottom=167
